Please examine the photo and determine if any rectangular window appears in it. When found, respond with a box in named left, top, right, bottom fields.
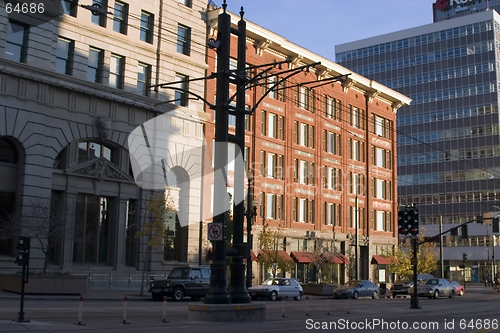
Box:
left=61, top=0, right=78, bottom=16
left=179, top=0, right=192, bottom=7
left=300, top=123, right=308, bottom=146
left=113, top=1, right=128, bottom=34
left=300, top=86, right=309, bottom=109
left=267, top=153, right=277, bottom=178
left=91, top=0, right=107, bottom=27
left=140, top=11, right=153, bottom=43
left=278, top=195, right=283, bottom=219
left=268, top=76, right=277, bottom=99
left=56, top=37, right=73, bottom=75
left=266, top=193, right=276, bottom=219
left=174, top=73, right=189, bottom=106
left=299, top=160, right=308, bottom=184
left=137, top=62, right=151, bottom=96
left=299, top=198, right=307, bottom=222
left=177, top=24, right=191, bottom=56
left=87, top=47, right=103, bottom=83
left=109, top=54, right=124, bottom=89
left=268, top=113, right=277, bottom=138
left=279, top=116, right=284, bottom=140
left=261, top=110, right=267, bottom=135
left=278, top=154, right=284, bottom=180
left=260, top=151, right=266, bottom=177
left=5, top=21, right=28, bottom=63
left=245, top=114, right=250, bottom=131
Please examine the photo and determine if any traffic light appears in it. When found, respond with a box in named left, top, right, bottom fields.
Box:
left=461, top=224, right=468, bottom=239
left=463, top=253, right=467, bottom=263
left=493, top=217, right=499, bottom=234
left=15, top=237, right=30, bottom=266
left=407, top=207, right=419, bottom=236
left=398, top=207, right=409, bottom=236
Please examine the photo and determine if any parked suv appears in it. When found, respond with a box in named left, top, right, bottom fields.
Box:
left=148, top=266, right=210, bottom=301
left=391, top=273, right=434, bottom=298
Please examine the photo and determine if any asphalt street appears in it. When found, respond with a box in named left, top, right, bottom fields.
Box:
left=0, top=285, right=499, bottom=333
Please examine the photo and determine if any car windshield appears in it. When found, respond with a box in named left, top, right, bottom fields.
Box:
left=262, top=279, right=281, bottom=285
left=346, top=280, right=360, bottom=287
left=425, top=279, right=439, bottom=286
left=167, top=267, right=190, bottom=279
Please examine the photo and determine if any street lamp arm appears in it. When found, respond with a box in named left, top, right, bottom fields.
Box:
left=250, top=62, right=321, bottom=114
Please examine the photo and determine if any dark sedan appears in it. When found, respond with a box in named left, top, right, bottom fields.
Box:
left=332, top=280, right=380, bottom=299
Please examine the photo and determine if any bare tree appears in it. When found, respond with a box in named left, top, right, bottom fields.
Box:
left=0, top=197, right=77, bottom=274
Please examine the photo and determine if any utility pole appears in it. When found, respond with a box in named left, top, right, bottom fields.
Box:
left=228, top=6, right=251, bottom=304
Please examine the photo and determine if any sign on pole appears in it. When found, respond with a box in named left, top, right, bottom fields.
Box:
left=208, top=223, right=223, bottom=241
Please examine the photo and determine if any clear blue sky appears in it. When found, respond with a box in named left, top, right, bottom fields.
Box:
left=214, top=0, right=437, bottom=61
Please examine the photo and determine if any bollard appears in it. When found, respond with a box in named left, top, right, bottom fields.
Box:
left=305, top=296, right=310, bottom=316
left=281, top=296, right=287, bottom=318
left=161, top=296, right=169, bottom=323
left=121, top=297, right=130, bottom=324
left=76, top=296, right=85, bottom=326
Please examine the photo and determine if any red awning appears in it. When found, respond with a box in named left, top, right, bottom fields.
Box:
left=322, top=253, right=344, bottom=264
left=257, top=250, right=293, bottom=262
left=290, top=251, right=315, bottom=263
left=371, top=255, right=392, bottom=265
left=335, top=253, right=351, bottom=264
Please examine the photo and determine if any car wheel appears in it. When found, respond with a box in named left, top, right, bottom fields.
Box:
left=294, top=292, right=302, bottom=301
left=151, top=292, right=163, bottom=301
left=270, top=291, right=278, bottom=301
left=433, top=290, right=439, bottom=299
left=352, top=291, right=359, bottom=299
left=372, top=291, right=379, bottom=299
left=191, top=296, right=201, bottom=301
left=449, top=290, right=455, bottom=299
left=172, top=287, right=185, bottom=302
left=459, top=289, right=464, bottom=296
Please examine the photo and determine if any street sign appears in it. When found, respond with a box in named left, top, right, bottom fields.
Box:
left=208, top=223, right=223, bottom=241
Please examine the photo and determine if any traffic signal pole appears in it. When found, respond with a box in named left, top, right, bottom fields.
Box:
left=410, top=236, right=420, bottom=309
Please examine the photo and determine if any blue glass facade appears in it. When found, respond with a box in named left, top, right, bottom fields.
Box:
left=336, top=10, right=500, bottom=225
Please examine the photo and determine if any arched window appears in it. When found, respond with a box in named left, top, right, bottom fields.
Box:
left=0, top=138, right=18, bottom=163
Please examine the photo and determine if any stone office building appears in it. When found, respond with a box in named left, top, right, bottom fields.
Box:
left=0, top=0, right=209, bottom=283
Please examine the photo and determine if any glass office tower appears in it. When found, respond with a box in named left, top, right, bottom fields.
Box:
left=336, top=9, right=500, bottom=227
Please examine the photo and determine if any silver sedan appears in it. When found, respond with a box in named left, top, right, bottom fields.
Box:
left=248, top=278, right=303, bottom=301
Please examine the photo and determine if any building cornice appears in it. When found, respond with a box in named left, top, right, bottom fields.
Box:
left=207, top=8, right=411, bottom=108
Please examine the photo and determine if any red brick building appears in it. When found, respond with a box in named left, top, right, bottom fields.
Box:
left=204, top=8, right=411, bottom=285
